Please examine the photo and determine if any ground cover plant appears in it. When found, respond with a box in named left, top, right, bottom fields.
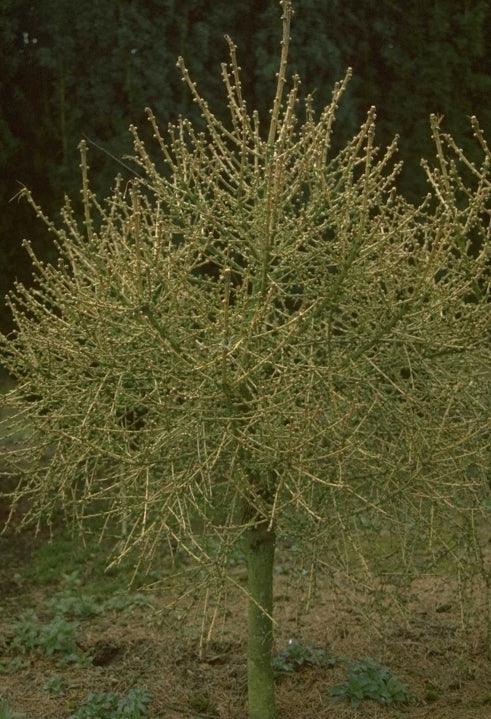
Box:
left=330, top=656, right=415, bottom=707
left=272, top=640, right=335, bottom=677
left=1, top=1, right=490, bottom=718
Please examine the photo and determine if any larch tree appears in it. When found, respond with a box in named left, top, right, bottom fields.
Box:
left=1, top=3, right=490, bottom=718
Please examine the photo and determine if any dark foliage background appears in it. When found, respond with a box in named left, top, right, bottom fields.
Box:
left=1, top=0, right=490, bottom=333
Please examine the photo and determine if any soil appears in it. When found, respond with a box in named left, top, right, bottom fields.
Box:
left=0, top=514, right=490, bottom=719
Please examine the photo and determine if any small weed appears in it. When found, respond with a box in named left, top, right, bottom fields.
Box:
left=12, top=610, right=89, bottom=666
left=68, top=688, right=152, bottom=719
left=330, top=656, right=414, bottom=708
left=13, top=610, right=77, bottom=655
left=0, top=657, right=26, bottom=675
left=273, top=640, right=335, bottom=677
left=42, top=676, right=66, bottom=698
left=189, top=693, right=218, bottom=716
left=46, top=592, right=103, bottom=619
left=424, top=681, right=440, bottom=702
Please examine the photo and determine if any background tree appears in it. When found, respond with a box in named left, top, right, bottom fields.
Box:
left=1, top=3, right=491, bottom=718
left=0, top=0, right=242, bottom=320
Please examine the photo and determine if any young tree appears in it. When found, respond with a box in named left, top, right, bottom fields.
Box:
left=1, top=2, right=490, bottom=718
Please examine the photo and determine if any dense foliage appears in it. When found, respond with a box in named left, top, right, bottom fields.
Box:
left=1, top=0, right=490, bottom=332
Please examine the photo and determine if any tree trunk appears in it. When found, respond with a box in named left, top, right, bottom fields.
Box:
left=245, top=520, right=276, bottom=719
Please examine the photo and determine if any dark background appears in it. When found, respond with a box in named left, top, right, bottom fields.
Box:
left=1, top=0, right=490, bottom=334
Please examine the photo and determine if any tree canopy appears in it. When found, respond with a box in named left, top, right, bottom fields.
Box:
left=1, top=0, right=490, bottom=332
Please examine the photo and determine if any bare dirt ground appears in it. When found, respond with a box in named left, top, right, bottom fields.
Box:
left=0, top=512, right=490, bottom=719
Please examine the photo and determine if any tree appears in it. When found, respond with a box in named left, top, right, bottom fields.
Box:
left=3, top=0, right=491, bottom=338
left=1, top=3, right=490, bottom=718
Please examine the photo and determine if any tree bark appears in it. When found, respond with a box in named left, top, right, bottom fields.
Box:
left=245, top=520, right=276, bottom=719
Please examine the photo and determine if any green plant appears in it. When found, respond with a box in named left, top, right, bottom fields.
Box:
left=42, top=676, right=66, bottom=698
left=0, top=700, right=24, bottom=719
left=23, top=539, right=102, bottom=587
left=424, top=681, right=440, bottom=702
left=46, top=592, right=103, bottom=620
left=68, top=689, right=152, bottom=719
left=12, top=610, right=89, bottom=666
left=189, top=694, right=218, bottom=716
left=104, top=592, right=155, bottom=613
left=273, top=640, right=335, bottom=677
left=330, top=656, right=415, bottom=707
left=0, top=658, right=26, bottom=675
